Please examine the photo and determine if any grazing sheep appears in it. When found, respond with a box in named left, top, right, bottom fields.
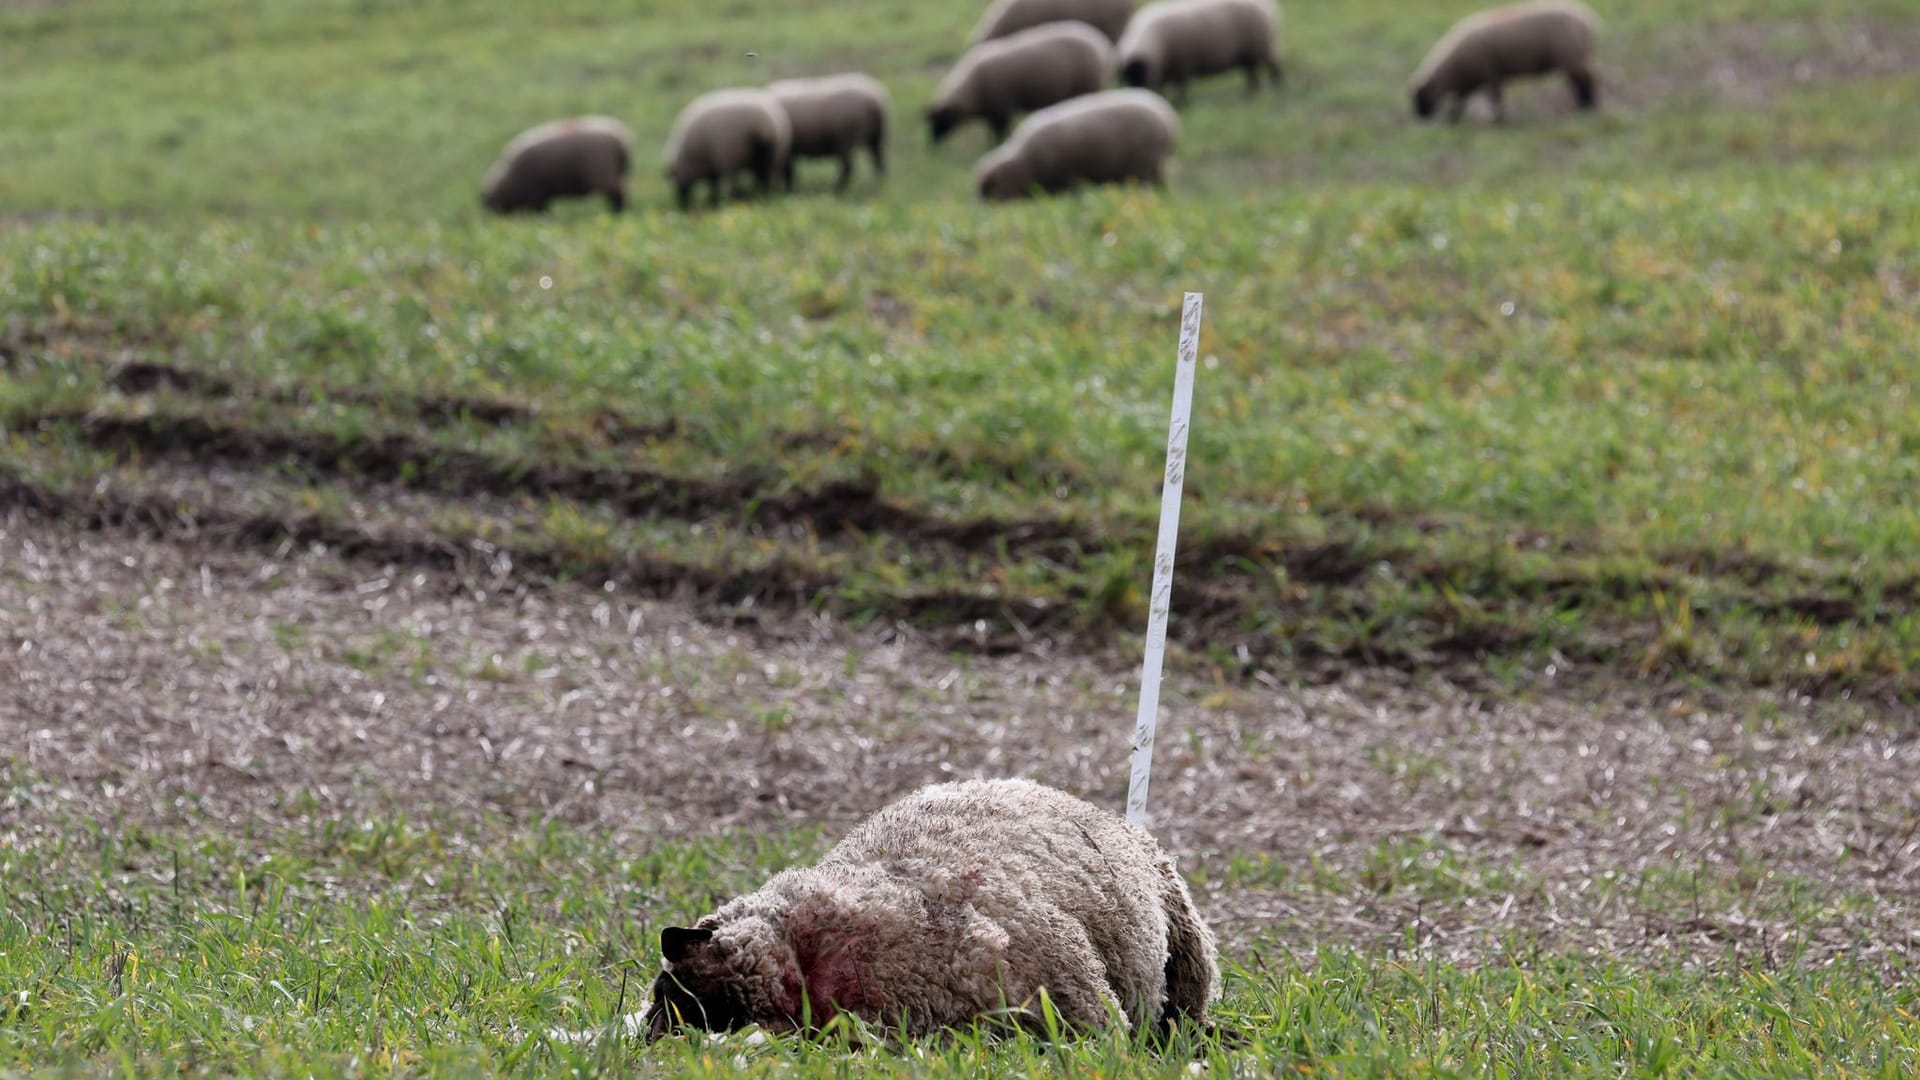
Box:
left=645, top=778, right=1219, bottom=1041
left=664, top=88, right=793, bottom=210
left=969, top=0, right=1137, bottom=44
left=766, top=74, right=891, bottom=193
left=1117, top=0, right=1282, bottom=103
left=928, top=21, right=1115, bottom=145
left=480, top=117, right=633, bottom=215
left=976, top=88, right=1179, bottom=201
left=1410, top=0, right=1601, bottom=123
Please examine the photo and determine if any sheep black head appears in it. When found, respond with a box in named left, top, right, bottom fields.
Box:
left=1412, top=85, right=1437, bottom=119
left=646, top=925, right=754, bottom=1042
left=927, top=105, right=961, bottom=144
left=1121, top=58, right=1154, bottom=89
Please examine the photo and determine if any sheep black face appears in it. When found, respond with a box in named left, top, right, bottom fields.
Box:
left=1121, top=58, right=1153, bottom=89
left=1412, top=85, right=1437, bottom=119
left=927, top=106, right=961, bottom=144
left=645, top=926, right=755, bottom=1041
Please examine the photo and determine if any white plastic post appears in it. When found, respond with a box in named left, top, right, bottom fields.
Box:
left=1127, top=291, right=1203, bottom=828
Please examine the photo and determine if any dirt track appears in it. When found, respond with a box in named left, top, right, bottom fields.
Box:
left=1, top=514, right=1915, bottom=973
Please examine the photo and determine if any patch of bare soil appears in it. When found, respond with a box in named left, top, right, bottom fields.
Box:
left=1, top=514, right=1914, bottom=974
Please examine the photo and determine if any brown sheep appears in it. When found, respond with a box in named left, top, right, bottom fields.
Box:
left=969, top=0, right=1137, bottom=44
left=480, top=117, right=632, bottom=215
left=975, top=88, right=1180, bottom=201
left=664, top=88, right=793, bottom=210
left=1117, top=0, right=1282, bottom=103
left=1410, top=0, right=1601, bottom=122
left=645, top=778, right=1220, bottom=1041
left=766, top=74, right=891, bottom=193
left=928, top=21, right=1114, bottom=145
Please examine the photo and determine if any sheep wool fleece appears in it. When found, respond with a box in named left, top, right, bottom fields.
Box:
left=646, top=778, right=1219, bottom=1039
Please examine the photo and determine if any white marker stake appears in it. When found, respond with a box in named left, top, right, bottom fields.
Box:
left=1127, top=291, right=1203, bottom=828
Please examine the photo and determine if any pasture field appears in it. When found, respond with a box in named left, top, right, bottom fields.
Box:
left=2, top=0, right=1919, bottom=1074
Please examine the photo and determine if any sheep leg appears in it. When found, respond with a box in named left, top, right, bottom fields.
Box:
left=868, top=134, right=886, bottom=177
left=708, top=179, right=723, bottom=209
left=1446, top=94, right=1467, bottom=124
left=676, top=182, right=694, bottom=212
left=1243, top=60, right=1261, bottom=93
left=1267, top=56, right=1284, bottom=87
left=834, top=152, right=853, bottom=194
left=748, top=142, right=780, bottom=198
left=1173, top=79, right=1191, bottom=107
left=1568, top=67, right=1600, bottom=110
left=988, top=114, right=1010, bottom=144
left=1487, top=81, right=1507, bottom=123
left=605, top=188, right=626, bottom=215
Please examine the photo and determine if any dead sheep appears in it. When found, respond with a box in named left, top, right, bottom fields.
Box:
left=928, top=21, right=1115, bottom=145
left=480, top=116, right=633, bottom=215
left=969, top=0, right=1137, bottom=44
left=664, top=88, right=793, bottom=210
left=1410, top=0, right=1601, bottom=122
left=645, top=778, right=1219, bottom=1040
left=765, top=74, right=891, bottom=193
left=976, top=88, right=1180, bottom=201
left=1117, top=0, right=1282, bottom=103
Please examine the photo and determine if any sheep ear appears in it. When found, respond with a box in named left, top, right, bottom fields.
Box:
left=661, top=925, right=714, bottom=963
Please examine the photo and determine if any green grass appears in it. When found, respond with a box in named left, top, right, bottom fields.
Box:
left=3, top=812, right=1916, bottom=1077
left=6, top=160, right=1920, bottom=692
left=3, top=0, right=1920, bottom=1070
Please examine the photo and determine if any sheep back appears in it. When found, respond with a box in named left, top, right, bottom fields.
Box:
left=646, top=777, right=1218, bottom=1039
left=664, top=88, right=793, bottom=187
left=930, top=21, right=1115, bottom=141
left=766, top=73, right=890, bottom=160
left=969, top=0, right=1137, bottom=44
left=1410, top=0, right=1600, bottom=116
left=976, top=88, right=1180, bottom=200
left=481, top=116, right=633, bottom=214
left=1117, top=0, right=1281, bottom=94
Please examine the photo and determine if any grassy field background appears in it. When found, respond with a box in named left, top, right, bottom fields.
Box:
left=2, top=0, right=1919, bottom=1073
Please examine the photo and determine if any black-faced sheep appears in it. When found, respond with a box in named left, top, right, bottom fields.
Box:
left=928, top=21, right=1115, bottom=145
left=480, top=117, right=633, bottom=215
left=1410, top=0, right=1601, bottom=123
left=975, top=88, right=1180, bottom=201
left=766, top=74, right=891, bottom=193
left=645, top=778, right=1219, bottom=1040
left=1117, top=0, right=1282, bottom=103
left=969, top=0, right=1137, bottom=44
left=664, top=88, right=793, bottom=210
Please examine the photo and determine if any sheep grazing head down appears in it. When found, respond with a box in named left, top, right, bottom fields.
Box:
left=643, top=778, right=1222, bottom=1043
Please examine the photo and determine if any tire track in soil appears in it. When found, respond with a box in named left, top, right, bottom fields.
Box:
left=46, top=360, right=1915, bottom=689
left=62, top=403, right=1911, bottom=631
left=78, top=367, right=1407, bottom=586
left=95, top=359, right=1912, bottom=624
